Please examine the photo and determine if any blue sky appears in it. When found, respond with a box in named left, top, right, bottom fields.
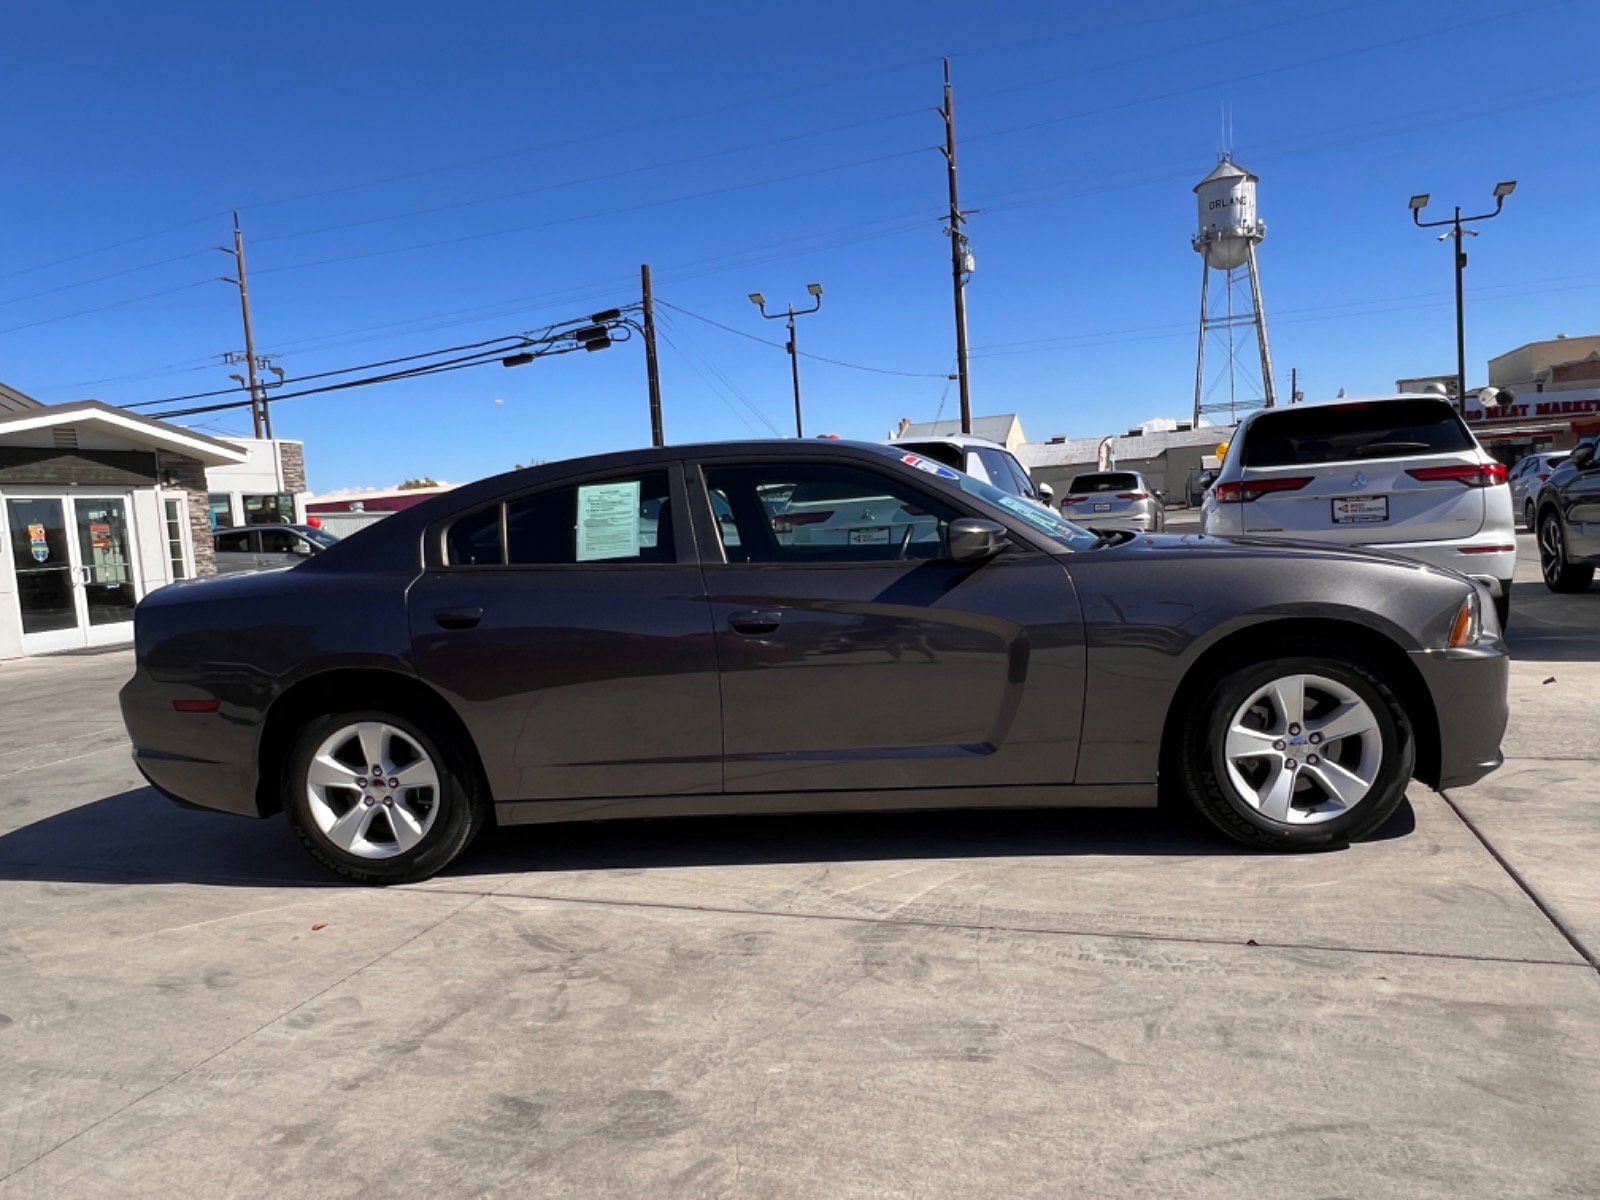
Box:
left=2, top=0, right=1596, bottom=491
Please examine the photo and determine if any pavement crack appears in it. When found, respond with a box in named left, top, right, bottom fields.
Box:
left=404, top=884, right=1590, bottom=971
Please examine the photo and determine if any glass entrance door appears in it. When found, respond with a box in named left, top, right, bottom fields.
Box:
left=72, top=497, right=137, bottom=644
left=6, top=497, right=82, bottom=653
left=5, top=492, right=142, bottom=654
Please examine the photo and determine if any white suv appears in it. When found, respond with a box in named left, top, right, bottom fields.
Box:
left=1201, top=395, right=1515, bottom=626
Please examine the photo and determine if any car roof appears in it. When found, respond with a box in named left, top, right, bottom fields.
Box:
left=890, top=434, right=1008, bottom=450
left=1234, top=393, right=1457, bottom=424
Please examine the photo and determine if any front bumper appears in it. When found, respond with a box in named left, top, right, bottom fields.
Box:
left=1408, top=642, right=1509, bottom=790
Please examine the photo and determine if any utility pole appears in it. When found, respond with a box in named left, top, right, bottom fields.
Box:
left=640, top=264, right=665, bottom=447
left=939, top=57, right=974, bottom=435
left=1289, top=367, right=1298, bottom=404
left=219, top=211, right=268, bottom=438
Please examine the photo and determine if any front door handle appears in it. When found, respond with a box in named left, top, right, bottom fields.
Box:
left=433, top=606, right=483, bottom=631
left=728, top=609, right=782, bottom=635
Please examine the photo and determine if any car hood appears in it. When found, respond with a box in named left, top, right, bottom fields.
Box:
left=1075, top=529, right=1474, bottom=585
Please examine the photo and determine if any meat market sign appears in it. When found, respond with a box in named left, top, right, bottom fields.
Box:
left=1463, top=395, right=1600, bottom=424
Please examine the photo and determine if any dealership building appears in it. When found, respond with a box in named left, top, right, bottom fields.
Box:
left=0, top=383, right=308, bottom=661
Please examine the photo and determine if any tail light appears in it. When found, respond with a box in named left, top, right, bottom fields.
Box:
left=1117, top=491, right=1149, bottom=500
left=1537, top=472, right=1552, bottom=482
left=1406, top=462, right=1508, bottom=487
left=771, top=510, right=833, bottom=533
left=1062, top=495, right=1087, bottom=504
left=1211, top=476, right=1313, bottom=503
left=1447, top=593, right=1481, bottom=647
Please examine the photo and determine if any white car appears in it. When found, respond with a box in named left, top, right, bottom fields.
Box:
left=888, top=434, right=1053, bottom=508
left=1201, top=394, right=1515, bottom=626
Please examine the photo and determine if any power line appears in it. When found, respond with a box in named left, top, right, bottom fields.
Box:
left=0, top=279, right=213, bottom=338
left=653, top=312, right=781, bottom=437
left=253, top=148, right=931, bottom=277
left=962, top=0, right=1575, bottom=150
left=656, top=299, right=950, bottom=379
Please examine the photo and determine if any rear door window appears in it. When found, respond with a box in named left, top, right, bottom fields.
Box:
left=446, top=472, right=677, bottom=566
left=214, top=530, right=253, bottom=553
left=1242, top=400, right=1474, bottom=467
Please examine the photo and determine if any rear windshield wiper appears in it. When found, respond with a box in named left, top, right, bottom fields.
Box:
left=1352, top=440, right=1431, bottom=457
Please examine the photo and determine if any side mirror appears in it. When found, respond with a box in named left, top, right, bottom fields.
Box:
left=947, top=517, right=1008, bottom=564
left=1036, top=482, right=1055, bottom=502
left=292, top=540, right=313, bottom=556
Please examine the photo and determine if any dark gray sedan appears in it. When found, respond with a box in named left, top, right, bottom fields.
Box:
left=120, top=440, right=1508, bottom=884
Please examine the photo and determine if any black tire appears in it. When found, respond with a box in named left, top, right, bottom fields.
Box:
left=1175, top=648, right=1414, bottom=851
left=1523, top=499, right=1535, bottom=531
left=1493, top=582, right=1511, bottom=633
left=283, top=707, right=487, bottom=884
left=1539, top=511, right=1596, bottom=594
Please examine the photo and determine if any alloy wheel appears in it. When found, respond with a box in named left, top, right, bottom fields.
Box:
left=305, top=721, right=440, bottom=859
left=1540, top=517, right=1566, bottom=585
left=1221, top=673, right=1382, bottom=824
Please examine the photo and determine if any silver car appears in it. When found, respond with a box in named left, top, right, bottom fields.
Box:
left=214, top=524, right=339, bottom=574
left=1059, top=471, right=1165, bottom=532
left=1509, top=451, right=1568, bottom=530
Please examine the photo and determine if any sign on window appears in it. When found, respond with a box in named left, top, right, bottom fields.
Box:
left=576, top=480, right=642, bottom=561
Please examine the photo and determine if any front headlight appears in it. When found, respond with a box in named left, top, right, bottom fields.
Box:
left=1447, top=590, right=1482, bottom=647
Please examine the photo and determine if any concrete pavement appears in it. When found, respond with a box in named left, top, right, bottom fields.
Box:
left=1, top=535, right=1596, bottom=1199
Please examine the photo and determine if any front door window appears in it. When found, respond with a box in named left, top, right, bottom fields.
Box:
left=6, top=498, right=76, bottom=636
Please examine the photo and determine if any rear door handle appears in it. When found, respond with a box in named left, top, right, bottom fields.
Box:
left=728, top=609, right=782, bottom=635
left=433, top=606, right=483, bottom=630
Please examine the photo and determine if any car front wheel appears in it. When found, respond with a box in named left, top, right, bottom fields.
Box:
left=1176, top=652, right=1413, bottom=850
left=1539, top=512, right=1595, bottom=594
left=284, top=709, right=486, bottom=884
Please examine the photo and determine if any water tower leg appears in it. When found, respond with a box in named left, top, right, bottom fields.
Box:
left=1246, top=241, right=1277, bottom=408
left=1192, top=259, right=1210, bottom=427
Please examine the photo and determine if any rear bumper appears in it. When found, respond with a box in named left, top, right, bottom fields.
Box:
left=119, top=671, right=267, bottom=818
left=1066, top=511, right=1160, bottom=531
left=1408, top=643, right=1509, bottom=790
left=1355, top=533, right=1517, bottom=587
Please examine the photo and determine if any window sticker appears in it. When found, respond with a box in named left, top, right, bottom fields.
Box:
left=576, top=480, right=642, bottom=561
left=900, top=452, right=961, bottom=481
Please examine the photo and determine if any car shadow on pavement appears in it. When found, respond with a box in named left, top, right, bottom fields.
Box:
left=0, top=785, right=1415, bottom=888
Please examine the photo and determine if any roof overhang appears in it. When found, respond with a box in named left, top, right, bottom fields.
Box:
left=0, top=401, right=249, bottom=466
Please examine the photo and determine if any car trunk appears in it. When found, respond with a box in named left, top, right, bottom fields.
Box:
left=1233, top=399, right=1488, bottom=545
left=1239, top=457, right=1486, bottom=544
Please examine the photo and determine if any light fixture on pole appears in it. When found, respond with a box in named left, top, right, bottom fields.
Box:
left=749, top=285, right=824, bottom=437
left=1410, top=181, right=1516, bottom=415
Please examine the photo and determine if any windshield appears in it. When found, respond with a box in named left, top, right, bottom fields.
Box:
left=302, top=527, right=340, bottom=548
left=1242, top=399, right=1475, bottom=467
left=1068, top=472, right=1139, bottom=493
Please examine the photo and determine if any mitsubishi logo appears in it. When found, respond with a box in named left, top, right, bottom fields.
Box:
left=1351, top=472, right=1369, bottom=489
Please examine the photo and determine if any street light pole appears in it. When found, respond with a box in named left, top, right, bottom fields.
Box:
left=749, top=285, right=823, bottom=438
left=1410, top=182, right=1516, bottom=415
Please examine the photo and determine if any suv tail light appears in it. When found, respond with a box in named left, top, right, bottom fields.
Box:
left=1211, top=476, right=1313, bottom=503
left=771, top=510, right=833, bottom=532
left=1117, top=491, right=1149, bottom=500
left=1062, top=494, right=1087, bottom=504
left=1406, top=462, right=1508, bottom=488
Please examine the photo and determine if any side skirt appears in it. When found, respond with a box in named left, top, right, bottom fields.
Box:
left=495, top=783, right=1155, bottom=826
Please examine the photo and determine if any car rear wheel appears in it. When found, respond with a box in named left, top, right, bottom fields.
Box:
left=1524, top=499, right=1536, bottom=531
left=284, top=709, right=486, bottom=884
left=1539, top=512, right=1595, bottom=594
left=1176, top=652, right=1413, bottom=850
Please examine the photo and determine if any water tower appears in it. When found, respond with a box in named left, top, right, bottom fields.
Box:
left=1192, top=154, right=1276, bottom=424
